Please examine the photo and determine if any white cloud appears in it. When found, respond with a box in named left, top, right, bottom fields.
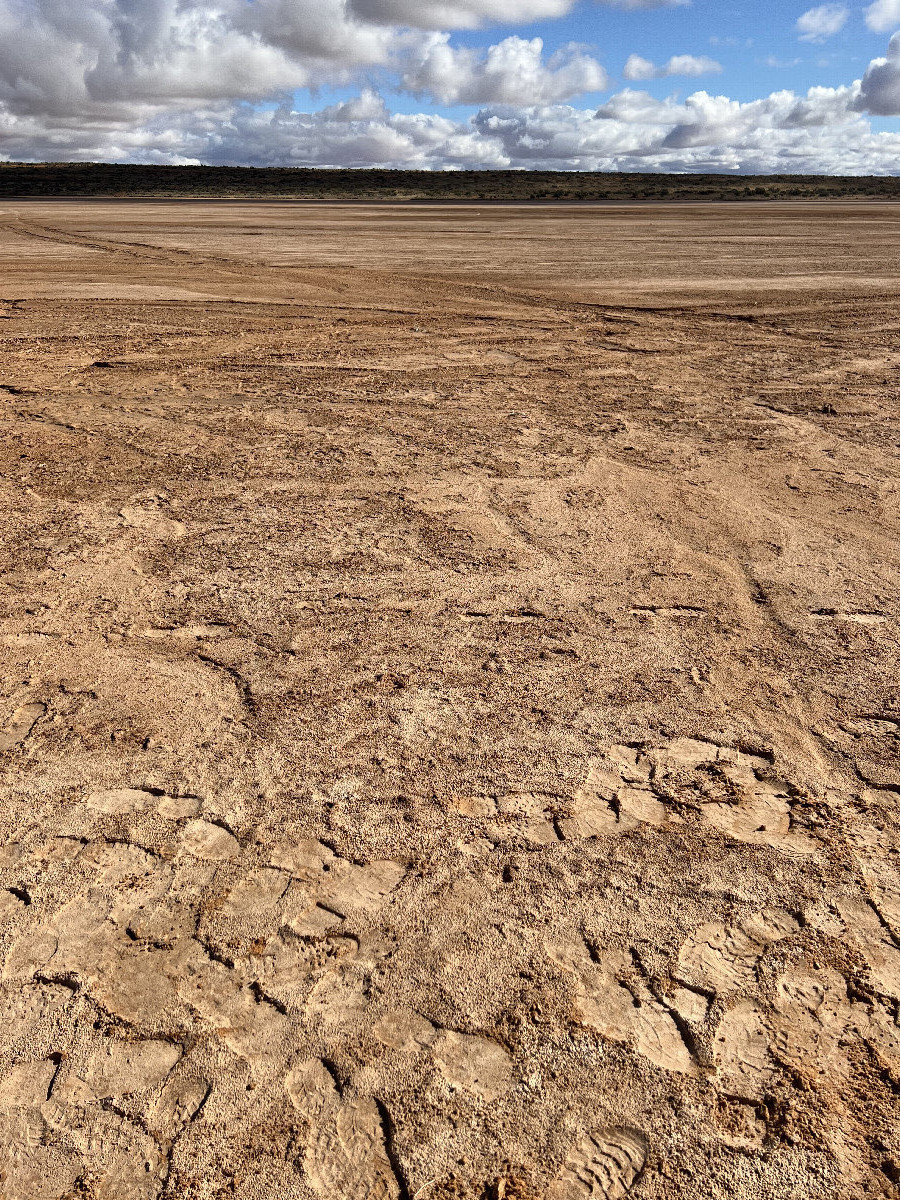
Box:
left=855, top=30, right=900, bottom=113
left=865, top=0, right=900, bottom=33
left=601, top=0, right=689, bottom=8
left=796, top=5, right=848, bottom=42
left=348, top=0, right=575, bottom=29
left=7, top=78, right=900, bottom=177
left=404, top=35, right=608, bottom=104
left=1, top=0, right=900, bottom=174
left=623, top=53, right=722, bottom=80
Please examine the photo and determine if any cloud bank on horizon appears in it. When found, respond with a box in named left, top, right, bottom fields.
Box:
left=1, top=0, right=900, bottom=172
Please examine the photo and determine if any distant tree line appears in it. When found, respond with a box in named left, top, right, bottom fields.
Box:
left=1, top=162, right=899, bottom=201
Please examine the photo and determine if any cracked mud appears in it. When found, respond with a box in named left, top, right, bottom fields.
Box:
left=1, top=201, right=899, bottom=1198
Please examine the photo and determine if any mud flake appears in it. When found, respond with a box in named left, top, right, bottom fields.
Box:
left=288, top=904, right=345, bottom=937
left=180, top=819, right=239, bottom=861
left=87, top=788, right=155, bottom=815
left=432, top=1030, right=514, bottom=1100
left=148, top=1074, right=209, bottom=1137
left=0, top=702, right=45, bottom=752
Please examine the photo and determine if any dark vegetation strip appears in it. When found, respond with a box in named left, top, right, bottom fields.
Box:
left=2, top=163, right=900, bottom=202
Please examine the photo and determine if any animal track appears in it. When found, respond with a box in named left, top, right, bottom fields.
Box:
left=547, top=1126, right=648, bottom=1199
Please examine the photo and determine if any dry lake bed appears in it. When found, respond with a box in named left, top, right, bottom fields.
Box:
left=1, top=200, right=899, bottom=1199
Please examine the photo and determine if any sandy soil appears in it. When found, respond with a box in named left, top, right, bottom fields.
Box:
left=0, top=200, right=899, bottom=1200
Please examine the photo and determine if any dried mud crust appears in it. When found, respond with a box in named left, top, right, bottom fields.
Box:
left=1, top=202, right=900, bottom=1199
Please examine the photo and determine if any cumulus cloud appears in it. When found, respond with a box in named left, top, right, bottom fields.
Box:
left=855, top=31, right=900, bottom=113
left=348, top=0, right=575, bottom=29
left=403, top=35, right=608, bottom=104
left=796, top=5, right=849, bottom=42
left=6, top=77, right=899, bottom=177
left=623, top=53, right=722, bottom=80
left=865, top=0, right=900, bottom=33
left=1, top=0, right=900, bottom=174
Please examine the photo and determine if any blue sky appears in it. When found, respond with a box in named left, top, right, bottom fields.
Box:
left=2, top=0, right=900, bottom=171
left=305, top=1, right=896, bottom=110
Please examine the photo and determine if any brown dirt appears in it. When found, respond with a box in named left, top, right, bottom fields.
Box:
left=1, top=200, right=899, bottom=1200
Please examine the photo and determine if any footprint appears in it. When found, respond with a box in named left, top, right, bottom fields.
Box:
left=558, top=741, right=810, bottom=850
left=220, top=867, right=290, bottom=919
left=713, top=1001, right=773, bottom=1100
left=549, top=943, right=695, bottom=1075
left=0, top=1060, right=57, bottom=1107
left=770, top=965, right=849, bottom=1076
left=87, top=788, right=201, bottom=820
left=853, top=1002, right=900, bottom=1073
left=498, top=792, right=561, bottom=844
left=810, top=609, right=887, bottom=626
left=374, top=1008, right=438, bottom=1053
left=701, top=783, right=815, bottom=856
left=55, top=1039, right=182, bottom=1103
left=87, top=788, right=157, bottom=815
left=321, top=860, right=406, bottom=917
left=547, top=1126, right=648, bottom=1199
left=80, top=841, right=165, bottom=887
left=0, top=1108, right=79, bottom=1200
left=0, top=889, right=27, bottom=920
left=269, top=838, right=337, bottom=879
left=177, top=946, right=290, bottom=1066
left=837, top=898, right=900, bottom=1000
left=45, top=1104, right=167, bottom=1200
left=287, top=1059, right=401, bottom=1200
left=252, top=929, right=358, bottom=1000
left=0, top=702, right=45, bottom=752
left=558, top=754, right=664, bottom=840
left=676, top=908, right=799, bottom=994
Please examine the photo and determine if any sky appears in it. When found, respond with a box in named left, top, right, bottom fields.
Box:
left=2, top=0, right=900, bottom=172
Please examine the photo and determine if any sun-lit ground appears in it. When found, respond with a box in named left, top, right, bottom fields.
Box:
left=1, top=201, right=899, bottom=1199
